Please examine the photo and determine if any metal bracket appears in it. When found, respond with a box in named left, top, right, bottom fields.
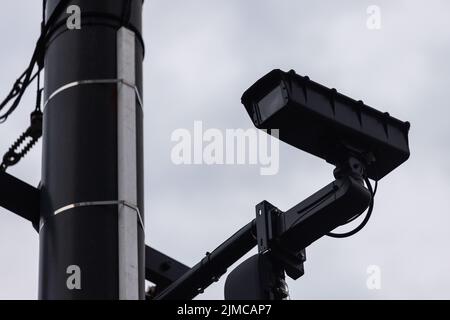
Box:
left=255, top=200, right=306, bottom=281
left=0, top=171, right=40, bottom=229
left=144, top=246, right=190, bottom=298
left=255, top=201, right=278, bottom=253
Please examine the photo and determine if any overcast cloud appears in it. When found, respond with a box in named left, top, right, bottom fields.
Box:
left=0, top=0, right=449, bottom=299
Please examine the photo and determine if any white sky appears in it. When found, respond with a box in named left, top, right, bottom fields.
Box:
left=0, top=0, right=449, bottom=299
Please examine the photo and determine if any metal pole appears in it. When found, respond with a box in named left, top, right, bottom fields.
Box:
left=38, top=0, right=145, bottom=299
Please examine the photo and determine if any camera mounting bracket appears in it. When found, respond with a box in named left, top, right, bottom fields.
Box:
left=255, top=200, right=306, bottom=282
left=253, top=151, right=370, bottom=282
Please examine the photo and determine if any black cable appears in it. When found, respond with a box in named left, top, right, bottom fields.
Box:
left=0, top=71, right=28, bottom=121
left=340, top=179, right=378, bottom=224
left=42, top=0, right=47, bottom=33
left=0, top=0, right=71, bottom=122
left=1, top=1, right=141, bottom=170
left=0, top=70, right=41, bottom=124
left=0, top=0, right=144, bottom=123
left=327, top=178, right=378, bottom=238
left=36, top=68, right=42, bottom=112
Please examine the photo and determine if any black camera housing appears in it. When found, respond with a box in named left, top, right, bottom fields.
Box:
left=242, top=69, right=410, bottom=180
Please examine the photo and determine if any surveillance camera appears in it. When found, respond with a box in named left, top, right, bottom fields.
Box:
left=241, top=69, right=410, bottom=180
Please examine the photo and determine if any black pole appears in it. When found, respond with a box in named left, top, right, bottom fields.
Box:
left=38, top=0, right=145, bottom=299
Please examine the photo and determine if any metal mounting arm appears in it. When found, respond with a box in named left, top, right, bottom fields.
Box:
left=0, top=171, right=40, bottom=230
left=145, top=246, right=190, bottom=294
left=155, top=170, right=372, bottom=300
left=154, top=221, right=257, bottom=300
left=273, top=176, right=371, bottom=261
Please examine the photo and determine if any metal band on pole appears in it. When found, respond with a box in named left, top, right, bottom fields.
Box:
left=38, top=200, right=145, bottom=232
left=43, top=79, right=144, bottom=110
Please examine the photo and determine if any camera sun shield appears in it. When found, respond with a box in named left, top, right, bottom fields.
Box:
left=241, top=69, right=410, bottom=181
